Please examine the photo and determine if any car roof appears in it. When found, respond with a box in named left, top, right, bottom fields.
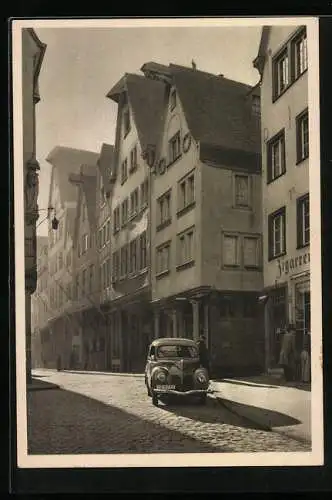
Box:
left=150, top=337, right=197, bottom=347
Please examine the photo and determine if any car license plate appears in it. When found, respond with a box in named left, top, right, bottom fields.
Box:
left=156, top=384, right=175, bottom=390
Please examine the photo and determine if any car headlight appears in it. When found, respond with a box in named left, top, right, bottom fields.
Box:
left=156, top=370, right=167, bottom=382
left=195, top=370, right=207, bottom=383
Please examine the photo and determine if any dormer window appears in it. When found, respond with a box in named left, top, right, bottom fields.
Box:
left=252, top=95, right=260, bottom=115
left=123, top=107, right=130, bottom=137
left=170, top=89, right=177, bottom=110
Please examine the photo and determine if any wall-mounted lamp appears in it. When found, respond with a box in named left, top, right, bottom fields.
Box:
left=36, top=206, right=59, bottom=230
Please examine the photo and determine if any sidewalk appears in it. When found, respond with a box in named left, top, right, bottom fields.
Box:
left=27, top=377, right=60, bottom=391
left=210, top=376, right=311, bottom=444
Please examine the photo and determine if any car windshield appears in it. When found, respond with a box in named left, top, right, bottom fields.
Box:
left=156, top=344, right=198, bottom=359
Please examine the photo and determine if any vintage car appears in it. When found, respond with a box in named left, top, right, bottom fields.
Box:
left=144, top=337, right=210, bottom=406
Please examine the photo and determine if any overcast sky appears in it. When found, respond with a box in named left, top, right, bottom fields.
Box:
left=34, top=25, right=262, bottom=235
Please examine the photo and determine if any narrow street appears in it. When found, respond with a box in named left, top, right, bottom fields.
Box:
left=27, top=370, right=310, bottom=454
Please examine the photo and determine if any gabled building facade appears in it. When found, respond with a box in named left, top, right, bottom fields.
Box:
left=40, top=146, right=99, bottom=368
left=105, top=73, right=165, bottom=372
left=142, top=62, right=264, bottom=376
left=95, top=143, right=115, bottom=370
left=69, top=163, right=100, bottom=370
left=253, top=26, right=310, bottom=374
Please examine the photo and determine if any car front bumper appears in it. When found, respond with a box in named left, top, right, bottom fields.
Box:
left=153, top=388, right=208, bottom=396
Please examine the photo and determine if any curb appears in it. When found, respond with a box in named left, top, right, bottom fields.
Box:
left=211, top=393, right=311, bottom=446
left=213, top=394, right=271, bottom=432
left=28, top=384, right=61, bottom=392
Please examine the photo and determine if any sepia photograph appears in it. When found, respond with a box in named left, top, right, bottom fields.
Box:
left=12, top=17, right=323, bottom=469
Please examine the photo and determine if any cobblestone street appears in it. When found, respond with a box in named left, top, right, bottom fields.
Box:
left=27, top=370, right=311, bottom=454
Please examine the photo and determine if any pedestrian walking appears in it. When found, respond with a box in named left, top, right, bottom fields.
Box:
left=197, top=335, right=210, bottom=375
left=56, top=354, right=62, bottom=372
left=278, top=325, right=296, bottom=382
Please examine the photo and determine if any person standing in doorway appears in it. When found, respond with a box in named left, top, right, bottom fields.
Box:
left=278, top=325, right=296, bottom=382
left=300, top=333, right=311, bottom=383
left=197, top=335, right=210, bottom=375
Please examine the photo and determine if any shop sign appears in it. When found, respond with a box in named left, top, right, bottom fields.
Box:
left=276, top=251, right=310, bottom=279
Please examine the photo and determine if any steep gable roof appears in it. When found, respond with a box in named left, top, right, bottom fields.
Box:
left=46, top=146, right=99, bottom=206
left=168, top=64, right=260, bottom=155
left=70, top=164, right=97, bottom=245
left=253, top=26, right=271, bottom=77
left=97, top=143, right=115, bottom=193
left=107, top=74, right=166, bottom=153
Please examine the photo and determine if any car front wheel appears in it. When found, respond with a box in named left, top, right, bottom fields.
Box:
left=152, top=392, right=158, bottom=406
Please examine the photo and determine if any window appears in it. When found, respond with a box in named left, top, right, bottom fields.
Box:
left=297, top=194, right=310, bottom=248
left=293, top=29, right=308, bottom=79
left=272, top=27, right=307, bottom=101
left=123, top=108, right=130, bottom=137
left=82, top=233, right=89, bottom=253
left=121, top=198, right=128, bottom=227
left=82, top=269, right=87, bottom=296
left=130, top=146, right=138, bottom=173
left=58, top=252, right=63, bottom=269
left=130, top=188, right=139, bottom=217
left=169, top=131, right=181, bottom=164
left=235, top=174, right=250, bottom=207
left=268, top=207, right=286, bottom=260
left=120, top=245, right=128, bottom=278
left=129, top=239, right=137, bottom=274
left=113, top=206, right=120, bottom=233
left=243, top=237, right=260, bottom=268
left=156, top=242, right=171, bottom=275
left=105, top=258, right=110, bottom=288
left=273, top=50, right=289, bottom=99
left=139, top=231, right=147, bottom=270
left=140, top=178, right=149, bottom=209
left=112, top=251, right=120, bottom=282
left=88, top=264, right=93, bottom=293
left=121, top=159, right=128, bottom=184
left=178, top=170, right=195, bottom=214
left=223, top=234, right=239, bottom=267
left=177, top=227, right=195, bottom=267
left=296, top=109, right=309, bottom=162
left=170, top=89, right=177, bottom=110
left=157, top=190, right=171, bottom=229
left=267, top=130, right=286, bottom=182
